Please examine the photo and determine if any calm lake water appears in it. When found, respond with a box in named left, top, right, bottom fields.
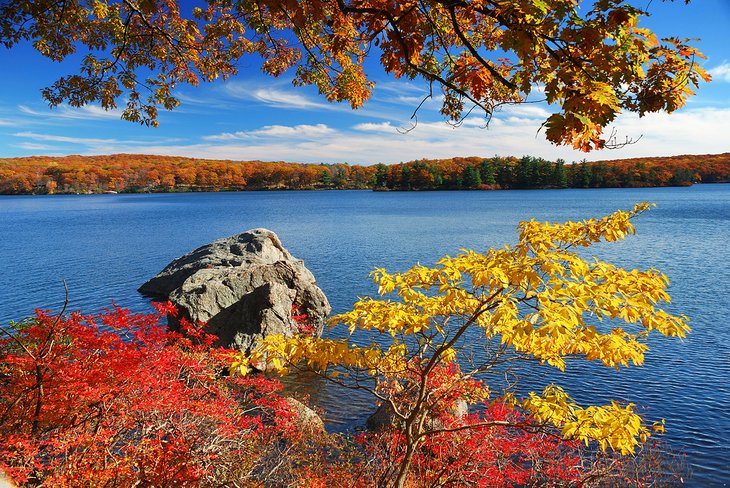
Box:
left=1, top=186, right=728, bottom=485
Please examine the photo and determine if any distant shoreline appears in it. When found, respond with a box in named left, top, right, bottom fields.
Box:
left=1, top=153, right=728, bottom=195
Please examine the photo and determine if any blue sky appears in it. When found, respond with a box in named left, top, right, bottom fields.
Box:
left=1, top=1, right=729, bottom=165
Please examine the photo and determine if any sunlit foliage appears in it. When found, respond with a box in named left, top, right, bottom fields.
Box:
left=240, top=203, right=689, bottom=486
left=0, top=1, right=710, bottom=148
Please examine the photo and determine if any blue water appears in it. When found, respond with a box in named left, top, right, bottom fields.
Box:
left=1, top=186, right=728, bottom=485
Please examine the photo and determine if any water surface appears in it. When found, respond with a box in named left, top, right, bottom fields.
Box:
left=1, top=186, right=728, bottom=485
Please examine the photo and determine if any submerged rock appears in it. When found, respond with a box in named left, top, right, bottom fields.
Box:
left=283, top=397, right=326, bottom=436
left=139, top=228, right=330, bottom=352
left=366, top=399, right=468, bottom=431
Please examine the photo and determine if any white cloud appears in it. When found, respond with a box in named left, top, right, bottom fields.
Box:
left=392, top=95, right=430, bottom=105
left=353, top=122, right=397, bottom=133
left=223, top=82, right=334, bottom=111
left=14, top=142, right=58, bottom=151
left=374, top=81, right=430, bottom=96
left=495, top=104, right=551, bottom=120
left=14, top=131, right=118, bottom=145
left=8, top=102, right=730, bottom=166
left=18, top=104, right=124, bottom=120
left=708, top=63, right=730, bottom=83
left=203, top=124, right=335, bottom=141
left=12, top=132, right=184, bottom=155
left=120, top=105, right=730, bottom=165
left=251, top=88, right=327, bottom=110
left=218, top=80, right=403, bottom=120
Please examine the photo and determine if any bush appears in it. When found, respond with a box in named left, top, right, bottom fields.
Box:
left=0, top=304, right=305, bottom=486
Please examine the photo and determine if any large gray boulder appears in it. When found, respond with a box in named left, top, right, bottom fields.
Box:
left=139, top=229, right=330, bottom=352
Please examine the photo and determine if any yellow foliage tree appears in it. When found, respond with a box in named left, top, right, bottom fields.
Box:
left=233, top=202, right=688, bottom=487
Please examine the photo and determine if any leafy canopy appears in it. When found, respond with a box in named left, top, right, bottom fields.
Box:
left=1, top=0, right=710, bottom=149
left=237, top=203, right=689, bottom=461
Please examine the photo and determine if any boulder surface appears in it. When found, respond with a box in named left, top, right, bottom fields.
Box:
left=139, top=229, right=330, bottom=352
left=366, top=399, right=468, bottom=431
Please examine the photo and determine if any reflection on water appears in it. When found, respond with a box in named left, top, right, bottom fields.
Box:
left=1, top=185, right=728, bottom=486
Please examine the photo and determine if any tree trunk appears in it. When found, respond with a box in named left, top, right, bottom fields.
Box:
left=393, top=438, right=416, bottom=488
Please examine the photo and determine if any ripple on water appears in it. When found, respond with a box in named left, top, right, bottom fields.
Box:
left=1, top=186, right=729, bottom=486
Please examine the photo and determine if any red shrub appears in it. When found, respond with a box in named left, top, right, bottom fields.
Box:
left=0, top=304, right=295, bottom=486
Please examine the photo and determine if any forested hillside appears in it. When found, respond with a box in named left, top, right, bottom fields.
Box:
left=373, top=154, right=730, bottom=190
left=0, top=155, right=375, bottom=194
left=0, top=153, right=728, bottom=194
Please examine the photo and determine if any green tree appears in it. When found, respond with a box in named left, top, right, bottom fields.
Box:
left=373, top=163, right=388, bottom=188
left=553, top=158, right=568, bottom=188
left=332, top=165, right=348, bottom=187
left=479, top=159, right=497, bottom=185
left=319, top=168, right=332, bottom=186
left=400, top=164, right=412, bottom=190
left=515, top=156, right=538, bottom=188
left=592, top=162, right=609, bottom=187
left=496, top=157, right=515, bottom=188
left=430, top=166, right=443, bottom=188
left=669, top=167, right=695, bottom=186
left=576, top=160, right=593, bottom=188
left=462, top=164, right=482, bottom=189
left=537, top=158, right=553, bottom=187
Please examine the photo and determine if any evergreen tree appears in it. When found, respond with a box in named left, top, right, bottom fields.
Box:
left=319, top=168, right=333, bottom=186
left=480, top=159, right=497, bottom=185
left=538, top=159, right=553, bottom=187
left=431, top=166, right=444, bottom=188
left=401, top=164, right=412, bottom=190
left=496, top=158, right=514, bottom=188
left=515, top=156, right=538, bottom=188
left=373, top=163, right=388, bottom=188
left=553, top=159, right=568, bottom=188
left=592, top=162, right=608, bottom=187
left=579, top=160, right=592, bottom=188
left=463, top=165, right=482, bottom=189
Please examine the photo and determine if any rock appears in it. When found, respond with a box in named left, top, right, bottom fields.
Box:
left=283, top=397, right=326, bottom=436
left=366, top=399, right=469, bottom=431
left=365, top=401, right=398, bottom=431
left=139, top=229, right=330, bottom=352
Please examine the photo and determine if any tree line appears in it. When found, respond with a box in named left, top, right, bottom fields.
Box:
left=373, top=154, right=730, bottom=190
left=0, top=153, right=728, bottom=195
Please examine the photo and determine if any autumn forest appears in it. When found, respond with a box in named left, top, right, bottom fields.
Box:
left=1, top=153, right=728, bottom=195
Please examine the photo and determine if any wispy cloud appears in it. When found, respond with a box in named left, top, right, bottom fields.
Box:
left=18, top=104, right=124, bottom=120
left=494, top=104, right=551, bottom=120
left=124, top=105, right=730, bottom=164
left=708, top=62, right=730, bottom=83
left=375, top=81, right=430, bottom=96
left=13, top=142, right=58, bottom=151
left=223, top=82, right=334, bottom=111
left=203, top=124, right=335, bottom=141
left=12, top=131, right=185, bottom=156
left=14, top=131, right=118, bottom=145
left=353, top=122, right=397, bottom=134
left=8, top=104, right=730, bottom=165
left=219, top=80, right=400, bottom=120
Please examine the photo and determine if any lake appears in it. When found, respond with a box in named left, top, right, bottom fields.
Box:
left=1, top=186, right=728, bottom=486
